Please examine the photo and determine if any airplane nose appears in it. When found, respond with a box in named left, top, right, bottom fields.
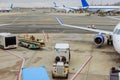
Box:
left=114, top=40, right=120, bottom=54
left=118, top=40, right=120, bottom=42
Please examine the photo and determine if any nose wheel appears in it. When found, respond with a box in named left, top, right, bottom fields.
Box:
left=107, top=39, right=113, bottom=45
left=107, top=35, right=113, bottom=45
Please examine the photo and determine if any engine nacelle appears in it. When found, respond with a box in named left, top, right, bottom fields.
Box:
left=94, top=34, right=105, bottom=47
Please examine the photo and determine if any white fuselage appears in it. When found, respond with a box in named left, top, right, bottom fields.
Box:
left=83, top=5, right=120, bottom=12
left=54, top=6, right=74, bottom=12
left=54, top=6, right=65, bottom=10
left=112, top=23, right=120, bottom=53
left=63, top=6, right=81, bottom=11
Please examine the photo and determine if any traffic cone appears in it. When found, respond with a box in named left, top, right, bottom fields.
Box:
left=46, top=33, right=49, bottom=40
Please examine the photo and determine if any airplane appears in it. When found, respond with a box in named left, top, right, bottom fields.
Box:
left=0, top=4, right=13, bottom=12
left=81, top=0, right=120, bottom=15
left=56, top=17, right=120, bottom=54
left=53, top=2, right=64, bottom=11
left=62, top=5, right=81, bottom=12
left=53, top=2, right=80, bottom=13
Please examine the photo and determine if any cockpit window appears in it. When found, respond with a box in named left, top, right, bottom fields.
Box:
left=115, top=29, right=120, bottom=35
left=114, top=29, right=118, bottom=34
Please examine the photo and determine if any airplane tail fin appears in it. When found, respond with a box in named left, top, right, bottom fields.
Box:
left=10, top=4, right=13, bottom=9
left=53, top=2, right=57, bottom=7
left=81, top=0, right=89, bottom=7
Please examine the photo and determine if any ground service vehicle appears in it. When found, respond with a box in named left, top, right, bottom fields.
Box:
left=0, top=33, right=17, bottom=49
left=19, top=35, right=45, bottom=49
left=52, top=62, right=69, bottom=79
left=110, top=67, right=120, bottom=80
left=55, top=43, right=70, bottom=63
left=52, top=43, right=70, bottom=79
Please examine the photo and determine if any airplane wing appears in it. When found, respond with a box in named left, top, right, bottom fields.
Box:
left=56, top=17, right=113, bottom=35
left=107, top=16, right=120, bottom=21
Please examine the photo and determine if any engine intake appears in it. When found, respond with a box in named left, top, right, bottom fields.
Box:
left=94, top=34, right=105, bottom=47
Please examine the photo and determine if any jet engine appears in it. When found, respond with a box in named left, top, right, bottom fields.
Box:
left=94, top=34, right=105, bottom=47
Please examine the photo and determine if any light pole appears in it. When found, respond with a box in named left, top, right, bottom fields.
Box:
left=101, top=0, right=102, bottom=6
left=92, top=0, right=93, bottom=5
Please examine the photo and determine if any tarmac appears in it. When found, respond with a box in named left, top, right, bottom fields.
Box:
left=0, top=9, right=120, bottom=80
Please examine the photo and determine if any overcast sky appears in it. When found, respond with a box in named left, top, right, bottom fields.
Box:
left=0, top=0, right=119, bottom=7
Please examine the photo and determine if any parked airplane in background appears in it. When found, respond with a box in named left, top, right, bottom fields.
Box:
left=53, top=2, right=80, bottom=12
left=0, top=4, right=13, bottom=12
left=56, top=17, right=120, bottom=54
left=81, top=0, right=120, bottom=15
left=62, top=5, right=81, bottom=12
left=53, top=2, right=65, bottom=12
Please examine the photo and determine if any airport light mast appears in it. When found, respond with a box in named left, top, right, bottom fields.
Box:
left=101, top=0, right=102, bottom=6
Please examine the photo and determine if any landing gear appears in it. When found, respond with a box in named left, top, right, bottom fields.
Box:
left=107, top=39, right=113, bottom=45
left=107, top=35, right=113, bottom=45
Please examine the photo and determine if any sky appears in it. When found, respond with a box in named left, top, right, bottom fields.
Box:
left=0, top=0, right=119, bottom=8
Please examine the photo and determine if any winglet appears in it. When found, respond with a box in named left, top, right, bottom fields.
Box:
left=56, top=17, right=64, bottom=25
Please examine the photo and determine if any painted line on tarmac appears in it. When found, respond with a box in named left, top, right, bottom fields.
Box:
left=0, top=24, right=11, bottom=26
left=71, top=56, right=93, bottom=80
left=2, top=50, right=25, bottom=80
